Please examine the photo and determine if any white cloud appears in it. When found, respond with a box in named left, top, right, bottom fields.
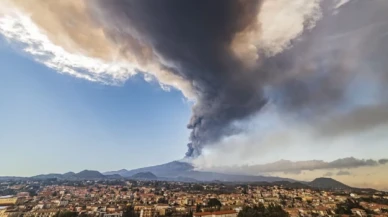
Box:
left=0, top=1, right=196, bottom=100
left=258, top=0, right=322, bottom=56
left=0, top=7, right=138, bottom=84
left=334, top=0, right=352, bottom=9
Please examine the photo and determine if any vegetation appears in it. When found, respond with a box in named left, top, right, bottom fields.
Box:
left=207, top=198, right=222, bottom=210
left=157, top=197, right=169, bottom=204
left=238, top=203, right=289, bottom=217
left=360, top=196, right=388, bottom=205
left=54, top=211, right=78, bottom=217
left=335, top=199, right=376, bottom=215
left=122, top=206, right=138, bottom=217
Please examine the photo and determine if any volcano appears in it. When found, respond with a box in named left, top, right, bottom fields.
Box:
left=103, top=160, right=294, bottom=182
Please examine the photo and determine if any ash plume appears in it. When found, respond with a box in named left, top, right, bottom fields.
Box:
left=90, top=0, right=388, bottom=157
left=1, top=0, right=388, bottom=159
left=90, top=0, right=267, bottom=157
left=198, top=157, right=388, bottom=175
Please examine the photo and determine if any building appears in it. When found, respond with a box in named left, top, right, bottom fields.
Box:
left=136, top=206, right=157, bottom=217
left=0, top=198, right=18, bottom=206
left=193, top=210, right=238, bottom=217
left=351, top=208, right=366, bottom=217
left=155, top=204, right=170, bottom=216
left=24, top=210, right=59, bottom=217
left=0, top=211, right=24, bottom=217
left=102, top=213, right=122, bottom=217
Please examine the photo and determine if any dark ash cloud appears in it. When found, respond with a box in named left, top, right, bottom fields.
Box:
left=90, top=0, right=266, bottom=157
left=87, top=0, right=388, bottom=157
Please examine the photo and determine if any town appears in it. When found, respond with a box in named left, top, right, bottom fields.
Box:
left=1, top=178, right=388, bottom=217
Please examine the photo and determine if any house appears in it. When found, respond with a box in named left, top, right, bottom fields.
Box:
left=102, top=213, right=122, bottom=217
left=284, top=208, right=299, bottom=217
left=24, top=210, right=59, bottom=217
left=0, top=211, right=25, bottom=217
left=0, top=198, right=18, bottom=206
left=155, top=204, right=170, bottom=216
left=193, top=210, right=238, bottom=217
left=351, top=208, right=366, bottom=217
left=139, top=207, right=157, bottom=217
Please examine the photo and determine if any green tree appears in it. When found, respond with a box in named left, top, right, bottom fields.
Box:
left=28, top=190, right=38, bottom=197
left=122, top=206, right=138, bottom=217
left=207, top=198, right=222, bottom=210
left=121, top=187, right=128, bottom=192
left=196, top=204, right=202, bottom=212
left=157, top=197, right=168, bottom=204
left=238, top=203, right=289, bottom=217
left=59, top=211, right=77, bottom=217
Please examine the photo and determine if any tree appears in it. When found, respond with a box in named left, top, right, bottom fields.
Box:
left=157, top=197, right=168, bottom=204
left=207, top=198, right=222, bottom=210
left=196, top=204, right=202, bottom=212
left=241, top=185, right=248, bottom=195
left=122, top=206, right=138, bottom=217
left=58, top=211, right=77, bottom=217
left=28, top=190, right=38, bottom=197
left=192, top=184, right=204, bottom=191
left=121, top=187, right=128, bottom=192
left=238, top=203, right=289, bottom=217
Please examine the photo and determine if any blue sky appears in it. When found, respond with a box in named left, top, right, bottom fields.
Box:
left=0, top=40, right=191, bottom=176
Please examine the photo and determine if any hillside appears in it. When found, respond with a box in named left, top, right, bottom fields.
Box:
left=105, top=174, right=122, bottom=179
left=75, top=170, right=105, bottom=179
left=104, top=169, right=129, bottom=176
left=119, top=161, right=194, bottom=177
left=131, top=172, right=157, bottom=180
left=309, top=177, right=351, bottom=190
left=105, top=161, right=295, bottom=183
left=63, top=172, right=76, bottom=178
left=32, top=174, right=63, bottom=180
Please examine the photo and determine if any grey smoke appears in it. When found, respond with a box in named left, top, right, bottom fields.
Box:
left=87, top=0, right=388, bottom=157
left=204, top=157, right=387, bottom=175
left=90, top=0, right=266, bottom=157
left=379, top=159, right=388, bottom=165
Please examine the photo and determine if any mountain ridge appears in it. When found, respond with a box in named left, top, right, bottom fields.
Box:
left=131, top=172, right=158, bottom=180
left=1, top=161, right=377, bottom=192
left=104, top=160, right=295, bottom=182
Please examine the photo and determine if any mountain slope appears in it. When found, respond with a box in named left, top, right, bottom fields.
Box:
left=63, top=172, right=76, bottom=178
left=104, top=169, right=129, bottom=176
left=106, top=161, right=295, bottom=182
left=131, top=172, right=158, bottom=180
left=75, top=170, right=105, bottom=179
left=120, top=161, right=194, bottom=177
left=32, top=173, right=64, bottom=179
left=309, top=177, right=351, bottom=190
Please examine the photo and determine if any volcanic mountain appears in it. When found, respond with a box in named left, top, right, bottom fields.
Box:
left=103, top=161, right=294, bottom=182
